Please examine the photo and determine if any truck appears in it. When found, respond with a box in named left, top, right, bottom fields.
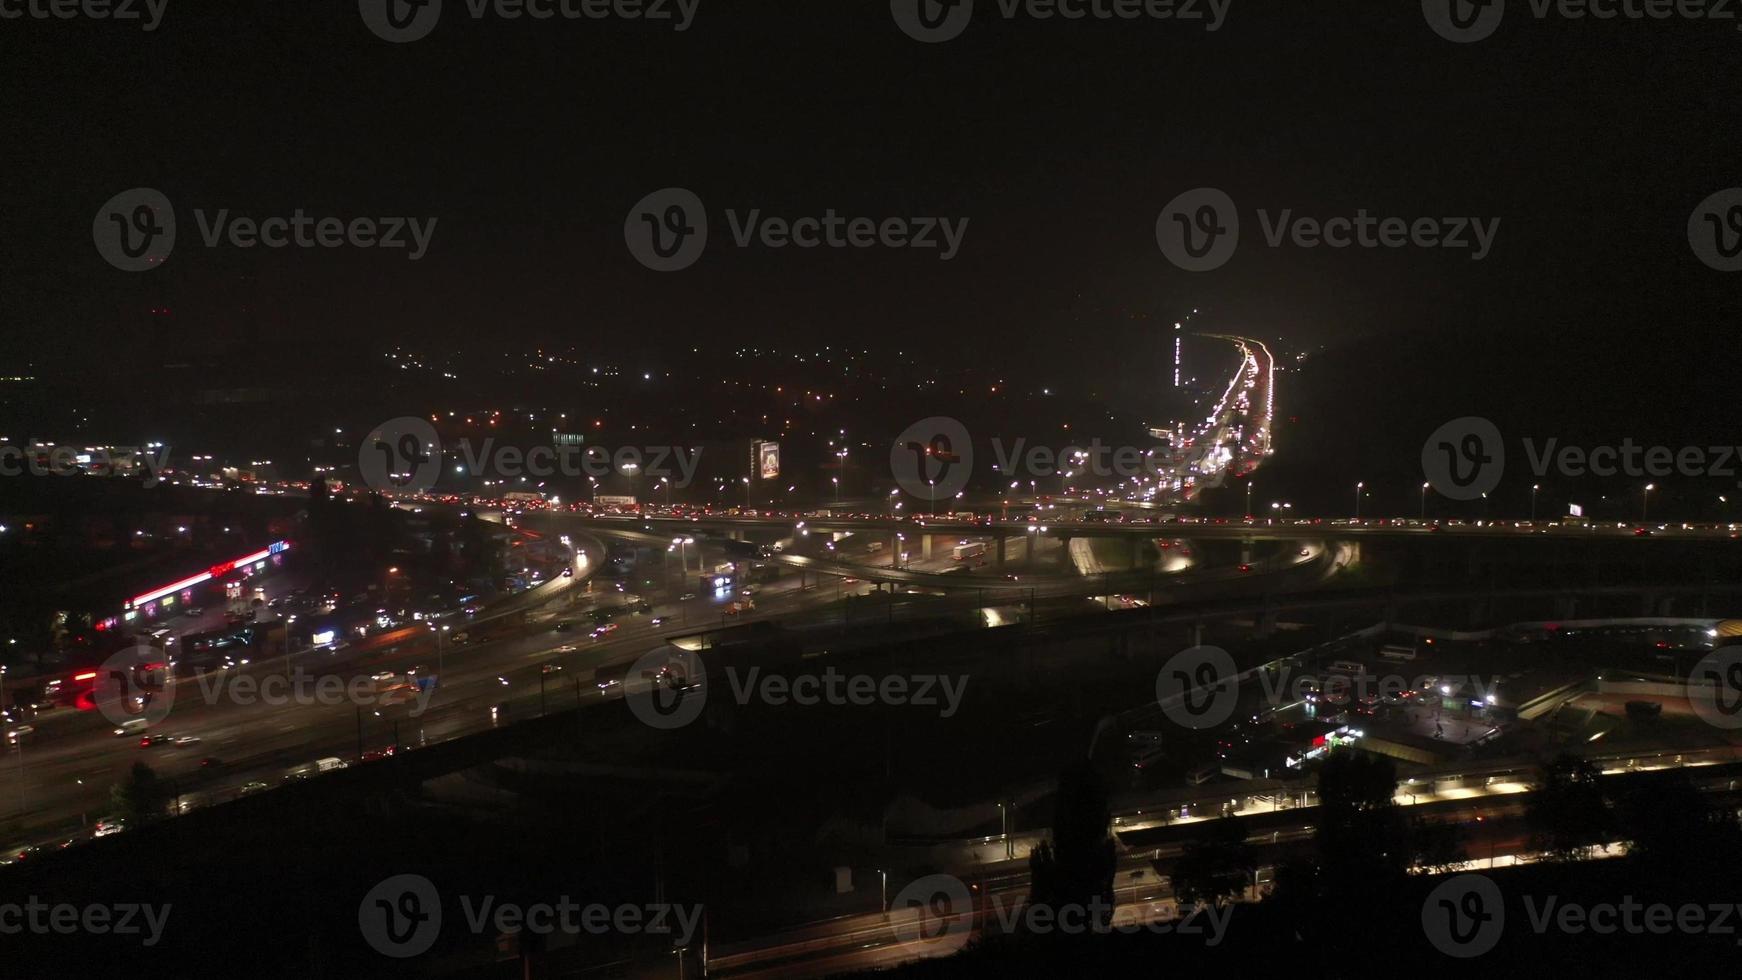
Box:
left=952, top=542, right=986, bottom=561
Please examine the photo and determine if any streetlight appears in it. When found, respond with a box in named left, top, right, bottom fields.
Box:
left=1531, top=483, right=1540, bottom=522
left=1420, top=482, right=1430, bottom=522
left=741, top=476, right=751, bottom=507
left=1354, top=482, right=1364, bottom=520
left=1643, top=484, right=1655, bottom=522
left=832, top=477, right=840, bottom=503
left=1245, top=481, right=1253, bottom=518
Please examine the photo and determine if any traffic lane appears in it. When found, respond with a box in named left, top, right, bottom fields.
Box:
left=6, top=577, right=847, bottom=834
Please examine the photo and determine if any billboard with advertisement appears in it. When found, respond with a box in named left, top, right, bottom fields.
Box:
left=754, top=441, right=780, bottom=480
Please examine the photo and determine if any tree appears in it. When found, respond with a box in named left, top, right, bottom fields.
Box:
left=1026, top=762, right=1117, bottom=932
left=110, top=762, right=168, bottom=825
left=1410, top=816, right=1469, bottom=874
left=1526, top=753, right=1613, bottom=862
left=1618, top=768, right=1742, bottom=874
left=1170, top=815, right=1256, bottom=907
left=1314, top=750, right=1408, bottom=892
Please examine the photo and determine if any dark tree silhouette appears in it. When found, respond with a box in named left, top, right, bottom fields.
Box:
left=1314, top=750, right=1408, bottom=892
left=110, top=761, right=169, bottom=825
left=1026, top=762, right=1116, bottom=931
left=1618, top=767, right=1741, bottom=873
left=1170, top=815, right=1256, bottom=907
left=1526, top=753, right=1613, bottom=862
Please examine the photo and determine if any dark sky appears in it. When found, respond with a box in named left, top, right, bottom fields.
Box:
left=4, top=2, right=1738, bottom=378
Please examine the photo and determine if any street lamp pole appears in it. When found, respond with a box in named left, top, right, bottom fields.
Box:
left=1531, top=484, right=1540, bottom=522
left=1245, top=481, right=1253, bottom=518
left=1643, top=484, right=1655, bottom=522
left=1354, top=482, right=1364, bottom=520
left=1420, top=482, right=1429, bottom=522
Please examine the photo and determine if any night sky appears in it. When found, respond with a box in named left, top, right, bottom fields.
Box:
left=5, top=2, right=1738, bottom=390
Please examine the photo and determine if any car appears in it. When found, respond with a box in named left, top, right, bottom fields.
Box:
left=449, top=632, right=469, bottom=644
left=93, top=820, right=126, bottom=838
left=239, top=781, right=270, bottom=796
left=740, top=586, right=757, bottom=596
left=650, top=616, right=669, bottom=627
left=113, top=718, right=150, bottom=737
left=678, top=593, right=697, bottom=601
left=5, top=725, right=34, bottom=745
left=1634, top=527, right=1651, bottom=536
left=184, top=606, right=205, bottom=617
left=370, top=671, right=399, bottom=683
left=554, top=643, right=579, bottom=653
left=554, top=621, right=575, bottom=632
left=171, top=735, right=201, bottom=747
left=1238, top=564, right=1252, bottom=573
left=200, top=757, right=224, bottom=768
left=591, top=623, right=619, bottom=639
left=139, top=734, right=171, bottom=748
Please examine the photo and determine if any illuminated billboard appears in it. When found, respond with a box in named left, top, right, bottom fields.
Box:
left=754, top=441, right=780, bottom=480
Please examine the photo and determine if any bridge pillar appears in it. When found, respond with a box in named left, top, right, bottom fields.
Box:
left=996, top=533, right=1008, bottom=570
left=1058, top=535, right=1072, bottom=570
left=1131, top=535, right=1144, bottom=570
left=922, top=534, right=934, bottom=561
left=1241, top=536, right=1254, bottom=565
